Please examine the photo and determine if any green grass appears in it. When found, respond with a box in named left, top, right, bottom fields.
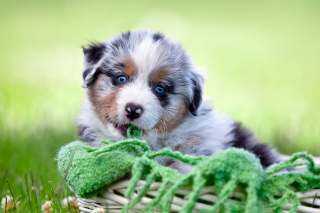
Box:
left=1, top=0, right=320, bottom=212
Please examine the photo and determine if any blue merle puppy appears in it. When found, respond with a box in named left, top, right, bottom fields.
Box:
left=77, top=30, right=280, bottom=173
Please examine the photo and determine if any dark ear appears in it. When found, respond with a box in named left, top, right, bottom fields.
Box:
left=189, top=73, right=203, bottom=116
left=83, top=42, right=106, bottom=65
left=82, top=42, right=106, bottom=87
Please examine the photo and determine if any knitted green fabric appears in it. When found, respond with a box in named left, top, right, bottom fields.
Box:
left=57, top=141, right=136, bottom=198
left=57, top=126, right=320, bottom=212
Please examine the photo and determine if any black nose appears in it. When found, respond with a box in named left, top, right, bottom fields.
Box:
left=125, top=103, right=143, bottom=120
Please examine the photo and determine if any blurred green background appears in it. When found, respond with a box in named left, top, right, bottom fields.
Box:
left=1, top=0, right=320, bottom=208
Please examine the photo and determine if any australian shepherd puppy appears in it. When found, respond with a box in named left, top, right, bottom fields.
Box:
left=77, top=30, right=280, bottom=173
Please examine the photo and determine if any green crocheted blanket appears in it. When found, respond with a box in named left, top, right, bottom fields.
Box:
left=57, top=126, right=320, bottom=213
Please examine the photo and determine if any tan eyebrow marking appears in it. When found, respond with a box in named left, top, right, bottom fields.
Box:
left=150, top=67, right=169, bottom=83
left=123, top=58, right=136, bottom=77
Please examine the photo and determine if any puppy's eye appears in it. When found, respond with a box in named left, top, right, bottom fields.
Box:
left=117, top=76, right=127, bottom=84
left=155, top=86, right=165, bottom=94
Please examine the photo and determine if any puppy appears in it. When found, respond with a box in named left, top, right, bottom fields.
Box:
left=77, top=30, right=280, bottom=173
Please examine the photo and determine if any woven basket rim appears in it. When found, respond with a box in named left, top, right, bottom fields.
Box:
left=77, top=155, right=320, bottom=213
left=77, top=179, right=320, bottom=213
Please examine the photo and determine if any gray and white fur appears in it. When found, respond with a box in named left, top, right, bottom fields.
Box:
left=77, top=30, right=280, bottom=173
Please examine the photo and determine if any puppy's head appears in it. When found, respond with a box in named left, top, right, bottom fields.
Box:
left=82, top=30, right=204, bottom=138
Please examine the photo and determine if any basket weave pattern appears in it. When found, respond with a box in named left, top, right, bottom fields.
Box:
left=77, top=180, right=320, bottom=213
left=76, top=156, right=320, bottom=213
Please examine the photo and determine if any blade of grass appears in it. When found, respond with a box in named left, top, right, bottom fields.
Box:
left=312, top=193, right=318, bottom=207
left=6, top=179, right=16, bottom=211
left=24, top=173, right=32, bottom=211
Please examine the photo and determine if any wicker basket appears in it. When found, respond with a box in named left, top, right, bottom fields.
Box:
left=77, top=156, right=320, bottom=213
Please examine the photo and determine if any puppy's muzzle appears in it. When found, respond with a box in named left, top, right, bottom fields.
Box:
left=125, top=103, right=143, bottom=120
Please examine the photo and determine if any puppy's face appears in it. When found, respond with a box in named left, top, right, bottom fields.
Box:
left=82, top=31, right=203, bottom=138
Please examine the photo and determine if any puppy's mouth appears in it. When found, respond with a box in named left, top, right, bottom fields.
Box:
left=114, top=124, right=130, bottom=136
left=114, top=123, right=143, bottom=137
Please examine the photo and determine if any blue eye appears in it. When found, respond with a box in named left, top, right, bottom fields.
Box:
left=155, top=86, right=165, bottom=94
left=117, top=76, right=127, bottom=84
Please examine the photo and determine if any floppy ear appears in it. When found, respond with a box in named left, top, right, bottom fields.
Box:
left=188, top=72, right=204, bottom=116
left=82, top=42, right=106, bottom=88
